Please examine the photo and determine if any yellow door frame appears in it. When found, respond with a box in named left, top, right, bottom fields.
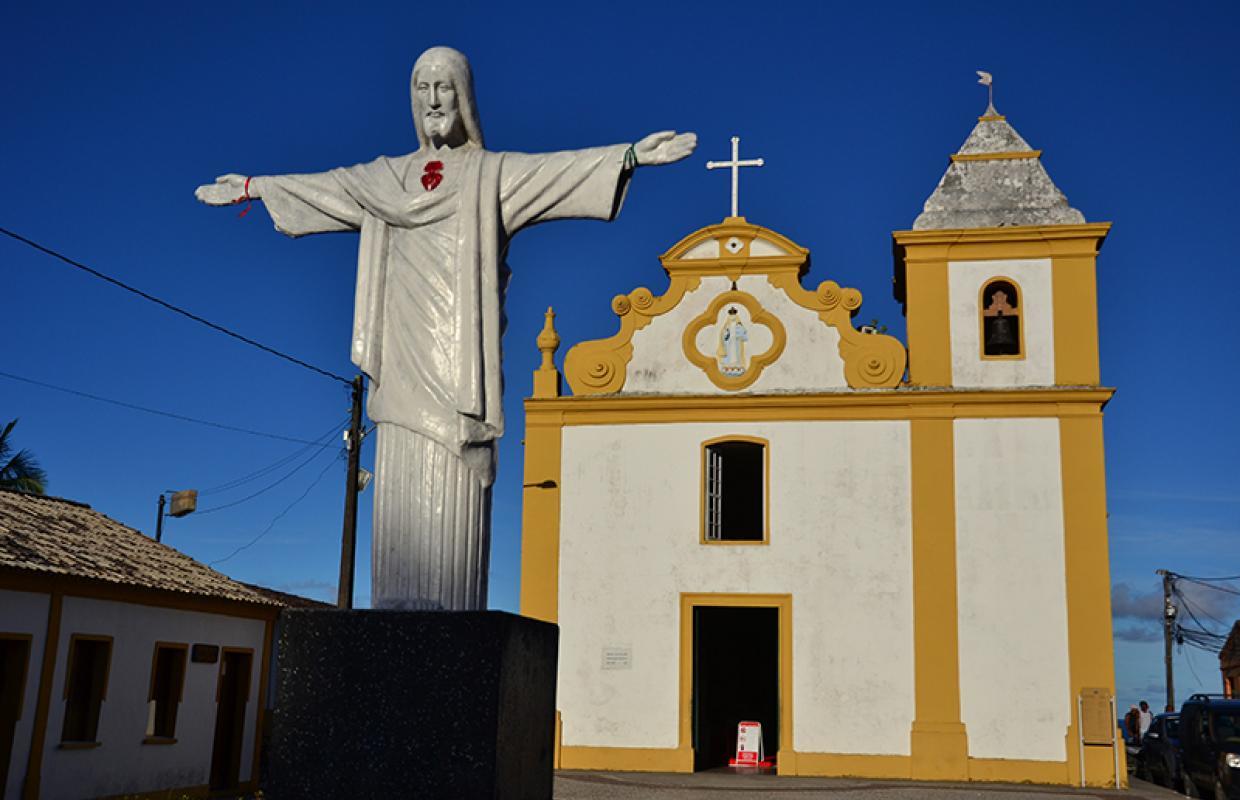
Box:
left=678, top=593, right=793, bottom=774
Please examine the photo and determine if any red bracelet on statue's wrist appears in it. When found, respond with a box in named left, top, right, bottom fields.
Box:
left=237, top=177, right=254, bottom=218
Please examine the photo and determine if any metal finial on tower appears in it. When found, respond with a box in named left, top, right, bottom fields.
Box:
left=977, top=70, right=998, bottom=116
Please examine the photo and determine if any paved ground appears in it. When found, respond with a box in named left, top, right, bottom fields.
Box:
left=554, top=771, right=1185, bottom=799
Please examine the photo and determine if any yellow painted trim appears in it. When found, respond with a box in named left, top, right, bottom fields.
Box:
left=533, top=306, right=562, bottom=399
left=903, top=259, right=953, bottom=386
left=22, top=590, right=60, bottom=800
left=783, top=751, right=911, bottom=779
left=766, top=275, right=907, bottom=388
left=909, top=419, right=968, bottom=780
left=1052, top=255, right=1101, bottom=385
left=892, top=223, right=1109, bottom=389
left=564, top=217, right=904, bottom=395
left=978, top=114, right=1006, bottom=121
left=699, top=436, right=770, bottom=545
left=659, top=217, right=810, bottom=281
left=893, top=223, right=1111, bottom=261
left=526, top=388, right=1113, bottom=428
left=968, top=757, right=1069, bottom=784
left=950, top=150, right=1042, bottom=162
left=1060, top=416, right=1121, bottom=787
left=678, top=593, right=793, bottom=772
left=977, top=276, right=1026, bottom=361
left=518, top=420, right=563, bottom=623
left=562, top=274, right=701, bottom=396
left=559, top=745, right=694, bottom=773
left=682, top=291, right=787, bottom=391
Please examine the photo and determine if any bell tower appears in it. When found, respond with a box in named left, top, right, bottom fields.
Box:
left=893, top=102, right=1110, bottom=388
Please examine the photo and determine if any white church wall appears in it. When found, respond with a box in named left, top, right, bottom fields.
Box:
left=558, top=420, right=914, bottom=757
left=1, top=589, right=50, bottom=800
left=954, top=417, right=1070, bottom=762
left=624, top=275, right=849, bottom=394
left=39, top=598, right=266, bottom=800
left=948, top=259, right=1055, bottom=387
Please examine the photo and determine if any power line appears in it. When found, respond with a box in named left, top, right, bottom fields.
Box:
left=209, top=455, right=340, bottom=568
left=199, top=417, right=349, bottom=497
left=1, top=369, right=335, bottom=448
left=196, top=435, right=338, bottom=515
left=1, top=226, right=350, bottom=386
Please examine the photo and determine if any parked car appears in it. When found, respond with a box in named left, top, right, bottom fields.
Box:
left=1135, top=713, right=1181, bottom=790
left=1179, top=694, right=1240, bottom=799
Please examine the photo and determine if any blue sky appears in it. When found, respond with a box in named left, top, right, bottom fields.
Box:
left=2, top=1, right=1236, bottom=711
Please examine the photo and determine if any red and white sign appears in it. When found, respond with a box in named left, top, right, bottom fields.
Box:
left=728, top=721, right=772, bottom=767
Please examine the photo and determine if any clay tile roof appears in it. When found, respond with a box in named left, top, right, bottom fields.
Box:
left=0, top=488, right=300, bottom=607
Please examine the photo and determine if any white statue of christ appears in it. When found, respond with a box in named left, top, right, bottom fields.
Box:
left=196, top=47, right=696, bottom=610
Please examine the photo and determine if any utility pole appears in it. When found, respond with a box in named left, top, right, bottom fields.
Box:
left=155, top=494, right=167, bottom=543
left=337, top=375, right=365, bottom=609
left=1157, top=569, right=1177, bottom=711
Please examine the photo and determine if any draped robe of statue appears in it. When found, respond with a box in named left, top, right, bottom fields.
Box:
left=255, top=144, right=630, bottom=609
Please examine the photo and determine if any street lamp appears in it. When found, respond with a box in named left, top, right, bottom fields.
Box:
left=155, top=489, right=197, bottom=543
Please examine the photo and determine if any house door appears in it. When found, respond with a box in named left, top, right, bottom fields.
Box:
left=0, top=636, right=32, bottom=792
left=691, top=606, right=779, bottom=771
left=210, top=649, right=253, bottom=791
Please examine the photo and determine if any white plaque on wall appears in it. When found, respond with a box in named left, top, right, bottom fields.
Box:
left=601, top=645, right=632, bottom=670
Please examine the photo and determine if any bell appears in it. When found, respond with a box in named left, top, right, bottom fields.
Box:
left=985, top=315, right=1018, bottom=354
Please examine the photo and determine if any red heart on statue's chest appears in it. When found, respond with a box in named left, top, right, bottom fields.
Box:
left=421, top=161, right=444, bottom=191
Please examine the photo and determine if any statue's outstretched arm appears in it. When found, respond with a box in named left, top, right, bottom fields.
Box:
left=633, top=131, right=697, bottom=166
left=195, top=173, right=263, bottom=207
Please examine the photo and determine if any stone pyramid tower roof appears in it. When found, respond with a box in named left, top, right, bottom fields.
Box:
left=913, top=103, right=1085, bottom=230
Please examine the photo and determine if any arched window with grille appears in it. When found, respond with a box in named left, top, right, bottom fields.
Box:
left=980, top=278, right=1024, bottom=358
left=702, top=437, right=768, bottom=543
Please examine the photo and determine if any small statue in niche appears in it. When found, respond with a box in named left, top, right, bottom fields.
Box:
left=716, top=307, right=750, bottom=376
left=982, top=280, right=1021, bottom=356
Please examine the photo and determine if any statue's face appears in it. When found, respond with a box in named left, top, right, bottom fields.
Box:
left=415, top=62, right=462, bottom=144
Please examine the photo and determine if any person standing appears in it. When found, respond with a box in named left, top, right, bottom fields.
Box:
left=1138, top=700, right=1154, bottom=741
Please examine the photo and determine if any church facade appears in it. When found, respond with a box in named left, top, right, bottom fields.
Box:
left=519, top=106, right=1122, bottom=786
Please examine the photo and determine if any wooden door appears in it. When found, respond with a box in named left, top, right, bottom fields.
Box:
left=209, top=649, right=252, bottom=791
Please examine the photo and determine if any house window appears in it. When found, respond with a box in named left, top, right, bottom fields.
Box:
left=980, top=278, right=1023, bottom=358
left=703, top=438, right=767, bottom=543
left=61, top=635, right=112, bottom=744
left=146, top=643, right=187, bottom=741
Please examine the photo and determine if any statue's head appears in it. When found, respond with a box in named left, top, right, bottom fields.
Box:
left=411, top=46, right=484, bottom=150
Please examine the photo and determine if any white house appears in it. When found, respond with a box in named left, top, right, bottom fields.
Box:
left=0, top=488, right=317, bottom=800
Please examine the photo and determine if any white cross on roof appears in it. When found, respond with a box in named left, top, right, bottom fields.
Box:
left=706, top=136, right=764, bottom=219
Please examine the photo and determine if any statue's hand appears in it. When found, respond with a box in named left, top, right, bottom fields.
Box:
left=194, top=174, right=251, bottom=206
left=634, top=131, right=697, bottom=166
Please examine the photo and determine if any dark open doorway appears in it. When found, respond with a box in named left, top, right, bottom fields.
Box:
left=691, top=606, right=779, bottom=771
left=210, top=649, right=253, bottom=791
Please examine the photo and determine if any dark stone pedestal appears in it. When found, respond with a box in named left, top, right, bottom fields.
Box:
left=268, top=610, right=558, bottom=800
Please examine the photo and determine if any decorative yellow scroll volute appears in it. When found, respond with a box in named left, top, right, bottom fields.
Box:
left=767, top=275, right=907, bottom=389
left=563, top=275, right=701, bottom=396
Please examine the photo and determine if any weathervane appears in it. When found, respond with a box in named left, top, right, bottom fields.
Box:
left=977, top=70, right=995, bottom=112
left=706, top=136, right=764, bottom=219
